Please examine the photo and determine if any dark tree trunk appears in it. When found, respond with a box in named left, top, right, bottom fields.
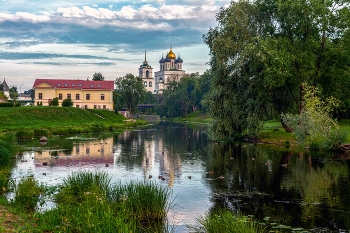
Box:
left=280, top=117, right=294, bottom=132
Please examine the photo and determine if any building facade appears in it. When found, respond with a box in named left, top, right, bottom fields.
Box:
left=140, top=47, right=185, bottom=94
left=139, top=50, right=154, bottom=93
left=33, top=79, right=114, bottom=109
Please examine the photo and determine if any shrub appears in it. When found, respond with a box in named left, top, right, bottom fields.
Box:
left=50, top=97, right=59, bottom=106
left=13, top=177, right=45, bottom=211
left=323, top=129, right=348, bottom=151
left=0, top=102, right=14, bottom=107
left=62, top=98, right=73, bottom=107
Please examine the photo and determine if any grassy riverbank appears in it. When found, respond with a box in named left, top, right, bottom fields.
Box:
left=172, top=111, right=350, bottom=147
left=0, top=107, right=145, bottom=136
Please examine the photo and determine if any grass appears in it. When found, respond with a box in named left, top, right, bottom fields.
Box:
left=188, top=210, right=267, bottom=233
left=25, top=171, right=172, bottom=232
left=169, top=111, right=211, bottom=123
left=0, top=106, right=146, bottom=136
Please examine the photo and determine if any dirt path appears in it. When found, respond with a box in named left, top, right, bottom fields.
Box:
left=0, top=205, right=25, bottom=232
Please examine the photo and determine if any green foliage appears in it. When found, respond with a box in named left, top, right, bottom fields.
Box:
left=0, top=107, right=134, bottom=132
left=282, top=84, right=340, bottom=147
left=203, top=0, right=350, bottom=139
left=323, top=130, right=348, bottom=151
left=156, top=73, right=210, bottom=118
left=55, top=171, right=111, bottom=206
left=115, top=73, right=146, bottom=114
left=9, top=86, right=17, bottom=100
left=12, top=177, right=45, bottom=211
left=0, top=140, right=16, bottom=168
left=50, top=97, right=59, bottom=106
left=188, top=210, right=266, bottom=233
left=109, top=181, right=171, bottom=223
left=0, top=91, right=7, bottom=102
left=0, top=103, right=14, bottom=107
left=92, top=72, right=105, bottom=81
left=61, top=98, right=73, bottom=107
left=29, top=171, right=170, bottom=232
left=16, top=130, right=35, bottom=139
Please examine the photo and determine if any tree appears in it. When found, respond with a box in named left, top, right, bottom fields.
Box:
left=92, top=72, right=105, bottom=81
left=203, top=0, right=350, bottom=139
left=9, top=86, right=18, bottom=101
left=115, top=74, right=146, bottom=114
left=25, top=89, right=35, bottom=101
left=62, top=98, right=73, bottom=107
left=50, top=97, right=59, bottom=106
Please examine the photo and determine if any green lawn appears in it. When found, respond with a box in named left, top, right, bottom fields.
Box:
left=0, top=107, right=133, bottom=132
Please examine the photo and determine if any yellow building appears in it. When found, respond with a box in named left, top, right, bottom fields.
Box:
left=33, top=79, right=114, bottom=109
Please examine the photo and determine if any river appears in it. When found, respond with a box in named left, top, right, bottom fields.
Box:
left=12, top=122, right=350, bottom=232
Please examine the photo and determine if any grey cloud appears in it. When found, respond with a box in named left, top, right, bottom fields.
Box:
left=0, top=52, right=122, bottom=61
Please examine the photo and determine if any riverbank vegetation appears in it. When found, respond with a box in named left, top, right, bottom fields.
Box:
left=0, top=107, right=144, bottom=137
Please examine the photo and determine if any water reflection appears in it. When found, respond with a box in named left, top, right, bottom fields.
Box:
left=12, top=122, right=350, bottom=232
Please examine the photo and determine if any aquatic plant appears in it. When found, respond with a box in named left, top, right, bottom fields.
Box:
left=188, top=210, right=266, bottom=233
left=109, top=181, right=171, bottom=224
left=55, top=171, right=111, bottom=206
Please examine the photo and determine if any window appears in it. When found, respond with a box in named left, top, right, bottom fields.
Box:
left=94, top=105, right=97, bottom=109
left=149, top=82, right=152, bottom=87
left=98, top=85, right=100, bottom=88
left=100, top=94, right=105, bottom=100
left=144, top=81, right=147, bottom=86
left=146, top=70, right=149, bottom=78
left=38, top=93, right=42, bottom=99
left=84, top=105, right=88, bottom=109
left=58, top=84, right=61, bottom=86
left=86, top=94, right=90, bottom=100
left=58, top=94, right=62, bottom=100
left=103, top=105, right=106, bottom=109
left=67, top=94, right=71, bottom=99
left=90, top=84, right=93, bottom=88
left=76, top=105, right=79, bottom=108
left=72, top=84, right=75, bottom=87
left=64, top=84, right=68, bottom=87
left=79, top=84, right=82, bottom=87
left=76, top=94, right=80, bottom=100
left=86, top=148, right=90, bottom=154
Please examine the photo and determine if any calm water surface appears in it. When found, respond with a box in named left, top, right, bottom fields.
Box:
left=12, top=122, right=350, bottom=232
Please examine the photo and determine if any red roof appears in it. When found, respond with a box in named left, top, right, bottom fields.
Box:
left=33, top=79, right=114, bottom=90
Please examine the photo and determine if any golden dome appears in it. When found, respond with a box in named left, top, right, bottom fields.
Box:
left=168, top=48, right=176, bottom=59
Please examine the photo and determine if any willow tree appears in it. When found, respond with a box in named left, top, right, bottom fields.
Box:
left=203, top=0, right=350, bottom=139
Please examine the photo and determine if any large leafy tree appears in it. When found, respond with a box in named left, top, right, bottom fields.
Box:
left=203, top=0, right=350, bottom=139
left=92, top=72, right=105, bottom=81
left=115, top=74, right=146, bottom=114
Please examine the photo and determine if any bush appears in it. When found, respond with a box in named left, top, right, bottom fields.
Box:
left=13, top=177, right=45, bottom=211
left=323, top=129, right=348, bottom=151
left=50, top=97, right=59, bottom=106
left=0, top=103, right=14, bottom=107
left=62, top=98, right=73, bottom=107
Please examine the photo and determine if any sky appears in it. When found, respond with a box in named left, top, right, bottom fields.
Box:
left=0, top=0, right=230, bottom=92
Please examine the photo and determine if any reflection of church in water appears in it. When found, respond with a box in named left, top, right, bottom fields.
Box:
left=139, top=47, right=186, bottom=94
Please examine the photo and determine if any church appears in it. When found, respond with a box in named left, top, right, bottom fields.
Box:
left=139, top=47, right=185, bottom=94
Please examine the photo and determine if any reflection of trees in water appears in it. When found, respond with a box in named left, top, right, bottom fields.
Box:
left=204, top=142, right=350, bottom=230
left=281, top=158, right=348, bottom=223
